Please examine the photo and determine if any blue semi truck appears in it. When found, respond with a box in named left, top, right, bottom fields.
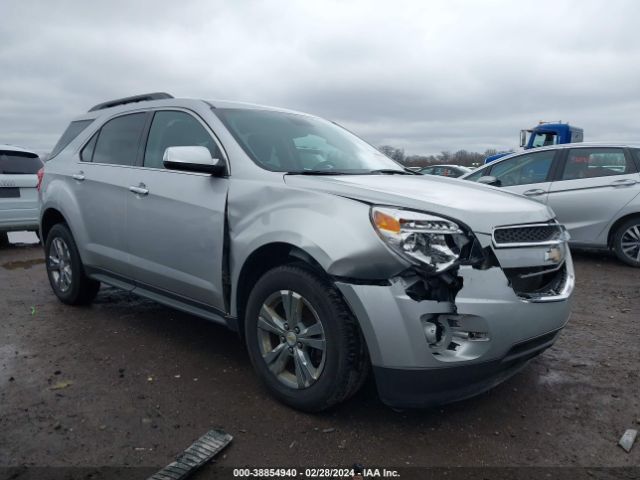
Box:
left=484, top=122, right=584, bottom=163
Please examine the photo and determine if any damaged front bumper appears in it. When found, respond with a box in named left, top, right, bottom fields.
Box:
left=335, top=243, right=574, bottom=408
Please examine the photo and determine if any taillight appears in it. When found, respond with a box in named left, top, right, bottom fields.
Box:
left=37, top=167, right=44, bottom=191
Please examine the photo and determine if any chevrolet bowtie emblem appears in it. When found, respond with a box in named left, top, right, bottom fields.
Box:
left=545, top=246, right=564, bottom=263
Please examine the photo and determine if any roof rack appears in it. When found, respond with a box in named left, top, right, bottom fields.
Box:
left=88, top=92, right=174, bottom=112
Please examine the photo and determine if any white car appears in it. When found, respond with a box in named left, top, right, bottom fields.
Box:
left=461, top=143, right=640, bottom=267
left=0, top=144, right=43, bottom=243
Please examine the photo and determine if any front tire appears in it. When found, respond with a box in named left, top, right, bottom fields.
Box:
left=613, top=218, right=640, bottom=267
left=45, top=223, right=100, bottom=304
left=245, top=264, right=369, bottom=412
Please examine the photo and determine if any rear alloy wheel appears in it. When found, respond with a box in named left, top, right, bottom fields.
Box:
left=613, top=219, right=640, bottom=267
left=45, top=223, right=100, bottom=304
left=245, top=264, right=369, bottom=412
left=49, top=236, right=73, bottom=292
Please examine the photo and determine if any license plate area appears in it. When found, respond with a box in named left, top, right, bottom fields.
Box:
left=0, top=187, right=20, bottom=198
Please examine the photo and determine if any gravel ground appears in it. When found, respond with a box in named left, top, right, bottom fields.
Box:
left=0, top=236, right=638, bottom=478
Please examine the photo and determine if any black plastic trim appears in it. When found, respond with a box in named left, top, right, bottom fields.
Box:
left=84, top=266, right=238, bottom=331
left=373, top=328, right=562, bottom=408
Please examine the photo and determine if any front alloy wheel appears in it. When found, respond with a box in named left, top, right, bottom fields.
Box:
left=245, top=264, right=369, bottom=412
left=257, top=290, right=326, bottom=389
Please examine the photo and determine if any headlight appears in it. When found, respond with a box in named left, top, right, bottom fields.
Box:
left=370, top=206, right=472, bottom=273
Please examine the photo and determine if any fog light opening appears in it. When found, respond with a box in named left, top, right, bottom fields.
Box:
left=422, top=315, right=492, bottom=361
left=423, top=321, right=440, bottom=345
left=421, top=317, right=452, bottom=353
left=452, top=330, right=490, bottom=342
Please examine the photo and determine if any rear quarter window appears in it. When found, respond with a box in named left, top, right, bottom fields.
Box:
left=80, top=133, right=98, bottom=162
left=632, top=149, right=640, bottom=171
left=0, top=151, right=43, bottom=174
left=49, top=120, right=93, bottom=159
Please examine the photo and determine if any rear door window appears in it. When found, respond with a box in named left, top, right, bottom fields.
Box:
left=92, top=113, right=147, bottom=166
left=49, top=120, right=93, bottom=158
left=0, top=151, right=43, bottom=174
left=561, top=148, right=634, bottom=180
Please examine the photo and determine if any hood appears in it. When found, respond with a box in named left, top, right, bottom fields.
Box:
left=284, top=174, right=555, bottom=234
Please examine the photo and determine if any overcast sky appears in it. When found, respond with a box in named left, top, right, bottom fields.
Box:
left=1, top=0, right=639, bottom=156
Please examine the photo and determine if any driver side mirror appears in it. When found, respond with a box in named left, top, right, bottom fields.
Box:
left=163, top=146, right=226, bottom=175
left=519, top=130, right=527, bottom=148
left=478, top=175, right=501, bottom=187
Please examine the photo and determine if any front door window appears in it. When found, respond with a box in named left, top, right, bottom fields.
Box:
left=144, top=111, right=221, bottom=169
left=490, top=150, right=555, bottom=187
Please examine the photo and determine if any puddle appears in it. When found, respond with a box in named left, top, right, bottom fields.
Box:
left=2, top=257, right=45, bottom=270
left=538, top=370, right=570, bottom=386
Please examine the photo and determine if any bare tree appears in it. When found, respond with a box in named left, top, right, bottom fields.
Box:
left=378, top=145, right=406, bottom=163
left=379, top=145, right=500, bottom=168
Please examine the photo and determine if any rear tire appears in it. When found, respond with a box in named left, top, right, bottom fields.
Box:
left=45, top=223, right=100, bottom=304
left=0, top=232, right=8, bottom=248
left=244, top=264, right=369, bottom=412
left=613, top=218, right=640, bottom=267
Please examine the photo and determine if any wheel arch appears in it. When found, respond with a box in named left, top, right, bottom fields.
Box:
left=40, top=207, right=69, bottom=244
left=607, top=212, right=640, bottom=247
left=233, top=242, right=326, bottom=340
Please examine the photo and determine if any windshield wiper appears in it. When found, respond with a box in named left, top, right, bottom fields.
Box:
left=367, top=168, right=418, bottom=175
left=286, top=170, right=358, bottom=175
left=286, top=168, right=418, bottom=176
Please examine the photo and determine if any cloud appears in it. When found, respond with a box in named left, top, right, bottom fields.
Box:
left=1, top=0, right=639, bottom=155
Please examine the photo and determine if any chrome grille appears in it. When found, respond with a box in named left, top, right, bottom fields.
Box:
left=493, top=223, right=565, bottom=247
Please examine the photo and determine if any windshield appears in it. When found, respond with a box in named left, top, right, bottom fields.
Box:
left=530, top=132, right=558, bottom=148
left=215, top=108, right=405, bottom=173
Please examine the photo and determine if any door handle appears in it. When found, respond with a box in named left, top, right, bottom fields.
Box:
left=72, top=172, right=85, bottom=181
left=523, top=188, right=545, bottom=196
left=129, top=183, right=149, bottom=196
left=610, top=179, right=637, bottom=187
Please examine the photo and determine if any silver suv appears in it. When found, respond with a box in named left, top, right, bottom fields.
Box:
left=40, top=93, right=574, bottom=411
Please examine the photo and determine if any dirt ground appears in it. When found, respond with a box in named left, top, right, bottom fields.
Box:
left=0, top=234, right=638, bottom=478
